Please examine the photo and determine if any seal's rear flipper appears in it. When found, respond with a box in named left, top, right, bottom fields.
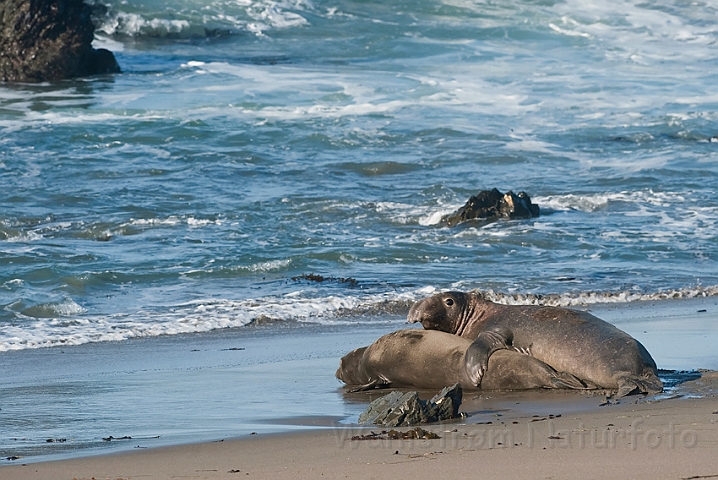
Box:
left=464, top=326, right=514, bottom=387
left=614, top=374, right=664, bottom=398
left=548, top=372, right=589, bottom=390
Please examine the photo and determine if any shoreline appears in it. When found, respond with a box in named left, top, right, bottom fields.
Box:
left=3, top=389, right=718, bottom=479
left=0, top=296, right=716, bottom=468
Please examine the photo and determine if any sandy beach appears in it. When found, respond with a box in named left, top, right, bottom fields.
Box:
left=4, top=386, right=718, bottom=480
left=1, top=297, right=717, bottom=479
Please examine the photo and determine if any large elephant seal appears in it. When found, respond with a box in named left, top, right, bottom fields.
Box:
left=407, top=291, right=662, bottom=397
left=336, top=329, right=587, bottom=391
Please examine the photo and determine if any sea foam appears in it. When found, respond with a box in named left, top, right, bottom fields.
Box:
left=2, top=285, right=717, bottom=351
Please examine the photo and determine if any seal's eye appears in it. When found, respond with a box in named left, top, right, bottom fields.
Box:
left=445, top=298, right=454, bottom=306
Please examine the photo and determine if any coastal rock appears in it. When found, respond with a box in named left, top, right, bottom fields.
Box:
left=0, top=0, right=121, bottom=83
left=425, top=384, right=463, bottom=420
left=358, top=391, right=428, bottom=427
left=358, top=383, right=462, bottom=427
left=442, top=188, right=540, bottom=227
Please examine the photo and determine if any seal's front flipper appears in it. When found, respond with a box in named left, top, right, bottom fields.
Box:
left=464, top=326, right=514, bottom=387
left=348, top=378, right=391, bottom=393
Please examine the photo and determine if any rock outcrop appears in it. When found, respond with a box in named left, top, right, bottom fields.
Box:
left=442, top=188, right=540, bottom=227
left=358, top=384, right=463, bottom=427
left=0, top=0, right=120, bottom=82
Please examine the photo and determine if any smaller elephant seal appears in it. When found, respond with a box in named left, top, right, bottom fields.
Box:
left=408, top=291, right=663, bottom=397
left=336, top=329, right=587, bottom=391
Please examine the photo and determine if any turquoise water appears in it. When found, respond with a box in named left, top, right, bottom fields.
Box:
left=2, top=0, right=717, bottom=350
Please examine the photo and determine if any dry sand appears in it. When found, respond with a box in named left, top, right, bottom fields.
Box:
left=4, top=374, right=718, bottom=480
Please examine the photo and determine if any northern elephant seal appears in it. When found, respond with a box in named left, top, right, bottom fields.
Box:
left=407, top=291, right=662, bottom=397
left=336, top=329, right=587, bottom=391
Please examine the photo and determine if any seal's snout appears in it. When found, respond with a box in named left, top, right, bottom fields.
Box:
left=407, top=300, right=423, bottom=323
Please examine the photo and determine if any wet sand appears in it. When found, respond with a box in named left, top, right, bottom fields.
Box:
left=4, top=385, right=718, bottom=480
left=1, top=296, right=717, bottom=477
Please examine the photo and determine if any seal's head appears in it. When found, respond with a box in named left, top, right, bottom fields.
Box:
left=335, top=346, right=369, bottom=385
left=407, top=291, right=478, bottom=335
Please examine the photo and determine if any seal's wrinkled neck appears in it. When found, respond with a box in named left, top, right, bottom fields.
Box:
left=456, top=293, right=487, bottom=337
left=454, top=292, right=472, bottom=336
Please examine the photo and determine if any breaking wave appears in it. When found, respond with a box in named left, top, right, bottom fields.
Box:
left=91, top=0, right=311, bottom=38
left=478, top=285, right=718, bottom=307
left=2, top=284, right=717, bottom=351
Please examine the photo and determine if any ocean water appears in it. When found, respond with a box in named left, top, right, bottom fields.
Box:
left=1, top=0, right=718, bottom=462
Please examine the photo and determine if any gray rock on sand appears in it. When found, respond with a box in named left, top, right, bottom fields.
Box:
left=442, top=188, right=540, bottom=227
left=358, top=384, right=463, bottom=427
left=0, top=0, right=120, bottom=82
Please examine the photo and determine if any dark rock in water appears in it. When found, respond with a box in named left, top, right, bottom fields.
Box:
left=442, top=188, right=540, bottom=227
left=291, top=273, right=359, bottom=287
left=0, top=0, right=121, bottom=83
left=358, top=383, right=462, bottom=427
left=498, top=190, right=540, bottom=218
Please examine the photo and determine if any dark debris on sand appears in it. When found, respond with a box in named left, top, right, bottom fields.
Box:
left=351, top=427, right=441, bottom=441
